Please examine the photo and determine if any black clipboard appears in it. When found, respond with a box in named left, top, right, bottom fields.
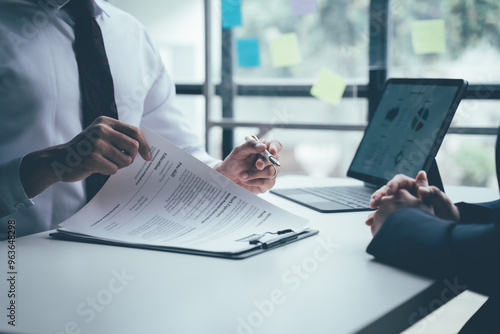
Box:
left=49, top=228, right=319, bottom=260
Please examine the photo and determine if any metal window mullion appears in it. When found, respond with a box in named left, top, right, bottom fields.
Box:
left=368, top=0, right=389, bottom=121
left=463, top=85, right=500, bottom=99
left=221, top=28, right=235, bottom=158
left=176, top=83, right=500, bottom=100
left=235, top=84, right=370, bottom=98
left=208, top=120, right=498, bottom=136
left=203, top=0, right=214, bottom=152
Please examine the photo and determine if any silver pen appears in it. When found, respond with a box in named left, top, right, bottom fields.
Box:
left=245, top=135, right=281, bottom=167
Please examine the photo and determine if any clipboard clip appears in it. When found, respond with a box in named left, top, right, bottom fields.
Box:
left=248, top=229, right=296, bottom=248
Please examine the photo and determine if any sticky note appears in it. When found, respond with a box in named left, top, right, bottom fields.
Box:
left=310, top=68, right=346, bottom=106
left=411, top=19, right=446, bottom=54
left=236, top=38, right=261, bottom=67
left=222, top=0, right=242, bottom=29
left=270, top=33, right=302, bottom=68
left=290, top=0, right=318, bottom=16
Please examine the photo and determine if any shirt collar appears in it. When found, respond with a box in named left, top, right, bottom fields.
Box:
left=92, top=0, right=110, bottom=17
left=56, top=0, right=110, bottom=17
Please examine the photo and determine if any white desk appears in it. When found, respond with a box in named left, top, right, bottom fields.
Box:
left=1, top=176, right=498, bottom=334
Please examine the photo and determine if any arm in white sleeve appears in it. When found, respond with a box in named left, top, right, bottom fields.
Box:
left=0, top=157, right=34, bottom=218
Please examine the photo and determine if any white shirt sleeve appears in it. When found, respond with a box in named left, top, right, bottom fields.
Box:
left=137, top=39, right=221, bottom=169
left=0, top=157, right=34, bottom=218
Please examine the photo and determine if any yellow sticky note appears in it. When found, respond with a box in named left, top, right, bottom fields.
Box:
left=270, top=33, right=302, bottom=68
left=411, top=19, right=446, bottom=54
left=310, top=68, right=346, bottom=106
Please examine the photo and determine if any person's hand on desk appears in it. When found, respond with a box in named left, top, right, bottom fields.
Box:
left=20, top=116, right=152, bottom=198
left=369, top=171, right=431, bottom=208
left=366, top=188, right=434, bottom=235
left=366, top=171, right=460, bottom=235
left=214, top=137, right=282, bottom=194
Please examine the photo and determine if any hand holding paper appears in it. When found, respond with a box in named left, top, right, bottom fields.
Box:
left=19, top=116, right=152, bottom=199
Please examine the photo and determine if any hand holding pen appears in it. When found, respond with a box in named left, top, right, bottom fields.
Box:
left=245, top=135, right=281, bottom=167
left=213, top=134, right=282, bottom=194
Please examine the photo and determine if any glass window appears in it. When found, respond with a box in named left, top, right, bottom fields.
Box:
left=233, top=0, right=370, bottom=84
left=389, top=0, right=500, bottom=84
left=233, top=97, right=367, bottom=125
left=388, top=0, right=499, bottom=188
left=437, top=134, right=497, bottom=187
left=226, top=0, right=372, bottom=179
left=453, top=100, right=500, bottom=128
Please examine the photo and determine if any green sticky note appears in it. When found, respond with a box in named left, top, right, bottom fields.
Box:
left=270, top=33, right=302, bottom=68
left=411, top=19, right=446, bottom=54
left=310, top=68, right=346, bottom=106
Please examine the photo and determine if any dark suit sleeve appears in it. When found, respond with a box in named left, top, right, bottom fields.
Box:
left=367, top=207, right=500, bottom=297
left=456, top=199, right=500, bottom=224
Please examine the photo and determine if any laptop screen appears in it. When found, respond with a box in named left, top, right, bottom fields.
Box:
left=347, top=78, right=468, bottom=186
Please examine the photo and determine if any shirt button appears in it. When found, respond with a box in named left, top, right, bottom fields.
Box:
left=15, top=203, right=25, bottom=210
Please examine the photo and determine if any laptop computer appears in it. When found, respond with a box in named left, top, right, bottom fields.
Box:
left=271, top=78, right=468, bottom=213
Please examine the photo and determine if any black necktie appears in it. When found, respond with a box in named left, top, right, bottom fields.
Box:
left=67, top=0, right=119, bottom=201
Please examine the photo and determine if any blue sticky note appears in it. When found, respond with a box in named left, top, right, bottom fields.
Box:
left=222, top=0, right=242, bottom=29
left=237, top=38, right=260, bottom=67
left=290, top=0, right=318, bottom=16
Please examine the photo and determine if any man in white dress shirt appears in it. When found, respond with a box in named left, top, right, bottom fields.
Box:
left=0, top=0, right=281, bottom=239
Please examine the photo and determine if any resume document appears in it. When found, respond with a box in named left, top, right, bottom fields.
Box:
left=56, top=128, right=310, bottom=255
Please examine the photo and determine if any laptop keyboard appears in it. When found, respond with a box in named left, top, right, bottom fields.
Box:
left=301, top=186, right=373, bottom=209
